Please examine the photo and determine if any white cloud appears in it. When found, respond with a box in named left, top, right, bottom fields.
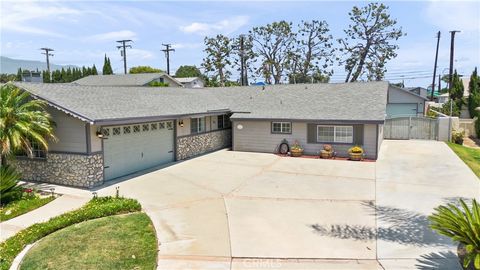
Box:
left=425, top=1, right=480, bottom=33
left=180, top=16, right=249, bottom=35
left=1, top=2, right=81, bottom=37
left=172, top=42, right=203, bottom=49
left=86, top=30, right=137, bottom=42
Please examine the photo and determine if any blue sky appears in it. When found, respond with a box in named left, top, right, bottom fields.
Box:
left=1, top=0, right=479, bottom=87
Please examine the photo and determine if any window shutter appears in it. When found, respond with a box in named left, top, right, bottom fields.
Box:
left=307, top=124, right=317, bottom=143
left=353, top=125, right=364, bottom=145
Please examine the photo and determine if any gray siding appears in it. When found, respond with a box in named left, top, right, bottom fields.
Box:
left=232, top=121, right=378, bottom=159
left=90, top=124, right=102, bottom=152
left=48, top=108, right=87, bottom=153
left=388, top=86, right=425, bottom=113
left=377, top=124, right=384, bottom=156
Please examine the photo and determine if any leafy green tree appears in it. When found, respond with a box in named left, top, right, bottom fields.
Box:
left=231, top=35, right=256, bottom=85
left=468, top=67, right=480, bottom=118
left=0, top=84, right=56, bottom=166
left=0, top=74, right=17, bottom=83
left=288, top=20, right=335, bottom=83
left=338, top=3, right=404, bottom=82
left=129, top=66, right=163, bottom=74
left=52, top=70, right=61, bottom=83
left=16, top=68, right=22, bottom=81
left=42, top=71, right=51, bottom=83
left=175, top=65, right=202, bottom=78
left=202, top=34, right=232, bottom=86
left=92, top=65, right=98, bottom=75
left=102, top=54, right=113, bottom=75
left=450, top=71, right=464, bottom=112
left=250, top=21, right=296, bottom=84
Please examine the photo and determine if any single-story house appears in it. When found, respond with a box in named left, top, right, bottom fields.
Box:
left=72, top=73, right=183, bottom=87
left=11, top=81, right=392, bottom=188
left=386, top=85, right=428, bottom=118
left=175, top=77, right=204, bottom=88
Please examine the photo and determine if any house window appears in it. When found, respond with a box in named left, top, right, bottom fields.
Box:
left=159, top=122, right=165, bottom=129
left=191, top=117, right=206, bottom=134
left=17, top=139, right=46, bottom=158
left=142, top=124, right=149, bottom=132
left=123, top=126, right=131, bottom=134
left=133, top=125, right=140, bottom=133
left=271, top=122, right=291, bottom=134
left=151, top=123, right=158, bottom=130
left=166, top=121, right=173, bottom=130
left=217, top=115, right=231, bottom=129
left=112, top=127, right=121, bottom=136
left=317, top=125, right=353, bottom=143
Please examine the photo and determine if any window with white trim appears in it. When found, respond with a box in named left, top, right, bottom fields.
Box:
left=191, top=117, right=206, bottom=134
left=317, top=125, right=353, bottom=143
left=16, top=139, right=46, bottom=158
left=271, top=122, right=291, bottom=134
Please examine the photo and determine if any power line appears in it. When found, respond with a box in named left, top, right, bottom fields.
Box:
left=161, top=44, right=175, bottom=75
left=116, top=40, right=133, bottom=74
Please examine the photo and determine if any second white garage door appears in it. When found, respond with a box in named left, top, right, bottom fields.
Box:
left=103, top=121, right=174, bottom=181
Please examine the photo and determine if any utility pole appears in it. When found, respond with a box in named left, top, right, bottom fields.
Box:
left=116, top=40, right=133, bottom=74
left=438, top=74, right=441, bottom=94
left=447, top=30, right=460, bottom=141
left=161, top=44, right=175, bottom=75
left=430, top=31, right=440, bottom=101
left=40, top=48, right=54, bottom=80
left=239, top=35, right=247, bottom=86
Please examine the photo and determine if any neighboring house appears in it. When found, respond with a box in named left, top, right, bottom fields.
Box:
left=386, top=85, right=428, bottom=117
left=406, top=87, right=428, bottom=99
left=12, top=81, right=391, bottom=188
left=21, top=70, right=42, bottom=83
left=72, top=73, right=183, bottom=87
left=175, top=77, right=204, bottom=88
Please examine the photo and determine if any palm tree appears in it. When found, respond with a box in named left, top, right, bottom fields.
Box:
left=0, top=83, right=56, bottom=166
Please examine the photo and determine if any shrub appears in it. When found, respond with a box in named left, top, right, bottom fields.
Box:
left=348, top=146, right=363, bottom=154
left=148, top=81, right=169, bottom=87
left=451, top=129, right=465, bottom=145
left=429, top=199, right=480, bottom=270
left=0, top=196, right=141, bottom=270
left=0, top=166, right=23, bottom=205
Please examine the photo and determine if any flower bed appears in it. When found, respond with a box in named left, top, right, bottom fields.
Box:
left=0, top=196, right=141, bottom=270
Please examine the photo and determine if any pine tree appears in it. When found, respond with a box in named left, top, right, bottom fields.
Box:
left=102, top=54, right=113, bottom=75
left=468, top=67, right=480, bottom=118
left=42, top=70, right=51, bottom=83
left=52, top=70, right=61, bottom=83
left=16, top=68, right=22, bottom=81
left=66, top=67, right=72, bottom=82
left=60, top=68, right=66, bottom=83
left=92, top=65, right=98, bottom=75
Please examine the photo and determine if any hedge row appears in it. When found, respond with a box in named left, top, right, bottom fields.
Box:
left=0, top=196, right=141, bottom=270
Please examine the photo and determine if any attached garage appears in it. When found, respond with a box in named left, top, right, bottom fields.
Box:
left=386, top=103, right=418, bottom=117
left=102, top=121, right=175, bottom=181
left=387, top=85, right=427, bottom=118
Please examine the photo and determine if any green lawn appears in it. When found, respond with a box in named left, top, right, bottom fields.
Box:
left=20, top=212, right=157, bottom=270
left=447, top=142, right=480, bottom=178
left=0, top=196, right=55, bottom=222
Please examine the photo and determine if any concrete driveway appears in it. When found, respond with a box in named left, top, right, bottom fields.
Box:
left=87, top=140, right=478, bottom=269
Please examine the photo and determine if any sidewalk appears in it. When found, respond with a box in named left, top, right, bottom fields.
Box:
left=0, top=194, right=89, bottom=242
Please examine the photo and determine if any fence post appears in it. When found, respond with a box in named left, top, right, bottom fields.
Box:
left=408, top=116, right=412, bottom=139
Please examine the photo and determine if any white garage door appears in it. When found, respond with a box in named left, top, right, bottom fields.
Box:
left=102, top=121, right=174, bottom=181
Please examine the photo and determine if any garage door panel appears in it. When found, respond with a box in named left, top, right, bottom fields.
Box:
left=103, top=122, right=174, bottom=181
left=386, top=104, right=418, bottom=117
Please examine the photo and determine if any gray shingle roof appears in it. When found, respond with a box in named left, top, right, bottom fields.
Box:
left=72, top=73, right=182, bottom=87
left=205, top=82, right=389, bottom=122
left=13, top=82, right=228, bottom=124
left=13, top=81, right=389, bottom=124
left=175, top=77, right=201, bottom=83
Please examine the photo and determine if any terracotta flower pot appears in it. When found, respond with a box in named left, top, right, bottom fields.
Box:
left=320, top=150, right=333, bottom=159
left=290, top=149, right=303, bottom=157
left=349, top=152, right=363, bottom=161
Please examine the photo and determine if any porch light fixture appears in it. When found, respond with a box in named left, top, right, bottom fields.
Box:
left=96, top=131, right=104, bottom=138
left=178, top=120, right=184, bottom=127
left=237, top=124, right=243, bottom=130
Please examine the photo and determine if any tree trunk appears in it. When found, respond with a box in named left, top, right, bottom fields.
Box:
left=349, top=43, right=371, bottom=82
left=1, top=154, right=7, bottom=168
left=219, top=68, right=225, bottom=87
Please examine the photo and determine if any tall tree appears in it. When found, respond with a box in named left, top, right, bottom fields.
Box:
left=250, top=21, right=296, bottom=84
left=288, top=20, right=335, bottom=84
left=468, top=68, right=480, bottom=118
left=450, top=70, right=464, bottom=101
left=338, top=3, right=404, bottom=82
left=102, top=54, right=113, bottom=75
left=0, top=84, right=56, bottom=166
left=129, top=66, right=163, bottom=74
left=175, top=65, right=202, bottom=78
left=231, top=35, right=256, bottom=85
left=202, top=34, right=232, bottom=86
left=16, top=68, right=22, bottom=81
left=92, top=65, right=98, bottom=75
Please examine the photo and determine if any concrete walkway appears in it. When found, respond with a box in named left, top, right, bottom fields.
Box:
left=0, top=194, right=89, bottom=242
left=6, top=140, right=479, bottom=269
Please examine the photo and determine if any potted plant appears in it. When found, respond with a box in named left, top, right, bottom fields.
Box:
left=290, top=140, right=304, bottom=157
left=320, top=144, right=334, bottom=159
left=429, top=199, right=479, bottom=270
left=348, top=146, right=363, bottom=161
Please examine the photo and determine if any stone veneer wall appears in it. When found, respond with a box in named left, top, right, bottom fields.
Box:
left=176, top=129, right=232, bottom=160
left=11, top=152, right=103, bottom=188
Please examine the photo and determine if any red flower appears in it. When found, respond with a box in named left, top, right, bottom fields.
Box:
left=24, top=188, right=33, bottom=193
